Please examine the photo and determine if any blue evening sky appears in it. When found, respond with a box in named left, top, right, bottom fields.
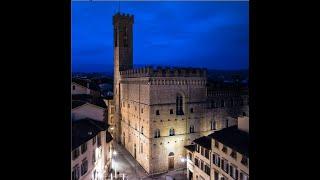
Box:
left=72, top=1, right=248, bottom=72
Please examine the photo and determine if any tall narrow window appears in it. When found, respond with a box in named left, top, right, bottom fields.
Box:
left=154, top=129, right=160, bottom=138
left=230, top=98, right=233, bottom=107
left=140, top=143, right=143, bottom=153
left=156, top=110, right=160, bottom=115
left=72, top=85, right=75, bottom=90
left=176, top=95, right=184, bottom=115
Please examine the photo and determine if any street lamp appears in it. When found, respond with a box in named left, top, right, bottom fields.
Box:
left=181, top=157, right=187, bottom=178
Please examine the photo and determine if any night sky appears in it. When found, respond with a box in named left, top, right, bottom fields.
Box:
left=72, top=1, right=248, bottom=72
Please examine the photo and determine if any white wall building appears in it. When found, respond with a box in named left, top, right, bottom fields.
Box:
left=185, top=117, right=249, bottom=180
left=72, top=118, right=113, bottom=180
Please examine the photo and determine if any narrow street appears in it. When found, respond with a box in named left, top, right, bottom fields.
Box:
left=107, top=142, right=149, bottom=180
left=107, top=143, right=187, bottom=180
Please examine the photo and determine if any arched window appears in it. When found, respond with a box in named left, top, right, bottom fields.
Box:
left=154, top=129, right=160, bottom=138
left=169, top=128, right=175, bottom=136
left=176, top=95, right=184, bottom=115
left=190, top=125, right=195, bottom=133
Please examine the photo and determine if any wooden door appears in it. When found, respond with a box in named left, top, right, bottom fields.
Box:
left=168, top=157, right=174, bottom=170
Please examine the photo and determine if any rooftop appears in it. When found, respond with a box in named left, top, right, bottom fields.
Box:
left=208, top=125, right=249, bottom=157
left=184, top=144, right=196, bottom=152
left=72, top=94, right=107, bottom=108
left=193, top=136, right=212, bottom=150
left=72, top=118, right=110, bottom=150
left=72, top=100, right=87, bottom=109
left=72, top=78, right=100, bottom=91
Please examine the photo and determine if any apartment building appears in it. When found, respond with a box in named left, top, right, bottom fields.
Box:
left=185, top=117, right=249, bottom=180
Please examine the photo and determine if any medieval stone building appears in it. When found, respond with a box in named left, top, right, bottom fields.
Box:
left=109, top=12, right=249, bottom=175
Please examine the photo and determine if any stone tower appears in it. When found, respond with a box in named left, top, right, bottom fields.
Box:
left=113, top=13, right=134, bottom=142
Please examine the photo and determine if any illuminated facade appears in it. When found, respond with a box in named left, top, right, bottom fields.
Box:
left=111, top=12, right=249, bottom=175
left=71, top=119, right=113, bottom=180
left=185, top=117, right=249, bottom=180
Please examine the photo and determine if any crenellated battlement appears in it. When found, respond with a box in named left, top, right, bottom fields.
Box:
left=113, top=12, right=134, bottom=24
left=120, top=66, right=207, bottom=78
